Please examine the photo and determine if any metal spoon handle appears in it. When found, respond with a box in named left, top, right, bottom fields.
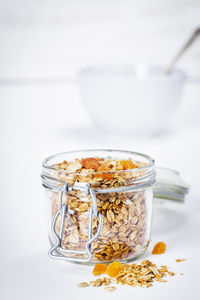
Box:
left=164, top=27, right=200, bottom=74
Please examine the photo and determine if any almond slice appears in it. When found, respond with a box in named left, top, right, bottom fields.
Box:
left=81, top=158, right=100, bottom=171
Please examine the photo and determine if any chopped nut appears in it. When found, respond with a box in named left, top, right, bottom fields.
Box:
left=81, top=158, right=100, bottom=171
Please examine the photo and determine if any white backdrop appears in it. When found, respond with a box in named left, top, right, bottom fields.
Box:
left=0, top=1, right=200, bottom=299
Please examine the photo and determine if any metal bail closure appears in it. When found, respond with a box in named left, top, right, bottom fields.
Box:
left=48, top=182, right=103, bottom=263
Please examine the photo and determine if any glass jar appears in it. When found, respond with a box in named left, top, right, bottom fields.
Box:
left=41, top=150, right=158, bottom=264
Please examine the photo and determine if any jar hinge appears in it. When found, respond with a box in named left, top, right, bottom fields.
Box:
left=48, top=182, right=103, bottom=263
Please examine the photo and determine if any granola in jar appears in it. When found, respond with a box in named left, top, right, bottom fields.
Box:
left=41, top=150, right=155, bottom=264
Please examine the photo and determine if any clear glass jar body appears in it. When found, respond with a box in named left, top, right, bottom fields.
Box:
left=41, top=150, right=155, bottom=264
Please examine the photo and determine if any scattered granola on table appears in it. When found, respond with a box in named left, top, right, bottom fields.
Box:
left=48, top=156, right=153, bottom=262
left=78, top=259, right=175, bottom=290
left=89, top=277, right=112, bottom=287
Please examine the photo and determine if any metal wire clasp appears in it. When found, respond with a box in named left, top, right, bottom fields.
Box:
left=48, top=182, right=103, bottom=263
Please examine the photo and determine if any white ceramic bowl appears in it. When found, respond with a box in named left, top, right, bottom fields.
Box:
left=78, top=65, right=186, bottom=135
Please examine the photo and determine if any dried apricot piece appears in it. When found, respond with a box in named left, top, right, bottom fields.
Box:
left=93, top=263, right=107, bottom=276
left=81, top=158, right=100, bottom=171
left=103, top=173, right=113, bottom=180
left=176, top=258, right=186, bottom=262
left=96, top=165, right=114, bottom=180
left=106, top=262, right=123, bottom=278
left=152, top=242, right=166, bottom=254
left=120, top=160, right=136, bottom=170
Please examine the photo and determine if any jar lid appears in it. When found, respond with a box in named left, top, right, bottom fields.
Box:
left=153, top=167, right=190, bottom=203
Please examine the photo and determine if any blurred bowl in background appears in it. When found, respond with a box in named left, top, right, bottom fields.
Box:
left=78, top=64, right=186, bottom=135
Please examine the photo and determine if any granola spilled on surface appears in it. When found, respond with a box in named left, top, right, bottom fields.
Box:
left=78, top=260, right=175, bottom=290
left=49, top=156, right=152, bottom=262
left=89, top=277, right=112, bottom=287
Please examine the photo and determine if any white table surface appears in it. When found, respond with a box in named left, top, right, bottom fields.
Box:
left=1, top=1, right=200, bottom=299
left=2, top=203, right=200, bottom=300
left=1, top=86, right=200, bottom=300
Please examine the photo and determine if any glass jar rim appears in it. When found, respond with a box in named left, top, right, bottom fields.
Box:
left=42, top=149, right=155, bottom=175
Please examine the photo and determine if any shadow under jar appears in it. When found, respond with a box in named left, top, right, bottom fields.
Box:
left=41, top=150, right=155, bottom=265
